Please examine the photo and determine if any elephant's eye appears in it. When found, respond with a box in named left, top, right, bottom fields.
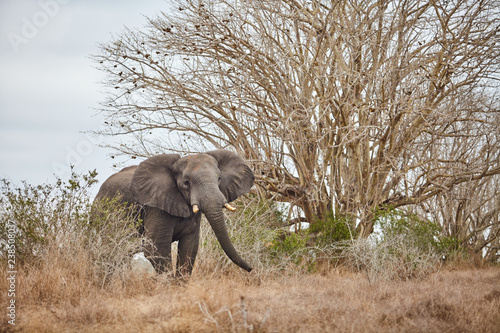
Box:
left=183, top=180, right=190, bottom=188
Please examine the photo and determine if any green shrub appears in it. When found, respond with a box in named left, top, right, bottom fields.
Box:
left=269, top=231, right=309, bottom=264
left=264, top=211, right=356, bottom=273
left=341, top=207, right=454, bottom=282
left=0, top=171, right=143, bottom=286
left=309, top=211, right=356, bottom=245
left=374, top=207, right=457, bottom=256
left=1, top=171, right=96, bottom=263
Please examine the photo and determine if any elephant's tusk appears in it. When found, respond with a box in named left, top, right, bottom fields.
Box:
left=224, top=203, right=236, bottom=211
left=192, top=205, right=199, bottom=213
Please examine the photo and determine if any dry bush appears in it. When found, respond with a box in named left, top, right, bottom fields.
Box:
left=193, top=196, right=283, bottom=278
left=193, top=196, right=342, bottom=278
left=13, top=214, right=147, bottom=307
left=341, top=236, right=442, bottom=283
left=0, top=172, right=152, bottom=330
left=4, top=266, right=499, bottom=332
left=2, top=175, right=499, bottom=332
left=0, top=173, right=146, bottom=291
left=335, top=208, right=461, bottom=282
left=211, top=204, right=453, bottom=282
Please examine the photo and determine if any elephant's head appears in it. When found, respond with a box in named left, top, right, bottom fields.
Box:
left=129, top=150, right=254, bottom=272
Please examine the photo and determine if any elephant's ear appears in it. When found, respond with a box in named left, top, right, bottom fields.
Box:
left=130, top=154, right=191, bottom=218
left=206, top=150, right=255, bottom=202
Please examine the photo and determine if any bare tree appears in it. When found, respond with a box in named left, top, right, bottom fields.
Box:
left=95, top=0, right=500, bottom=237
left=419, top=173, right=500, bottom=261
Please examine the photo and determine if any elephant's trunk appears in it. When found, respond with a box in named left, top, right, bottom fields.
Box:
left=201, top=199, right=252, bottom=272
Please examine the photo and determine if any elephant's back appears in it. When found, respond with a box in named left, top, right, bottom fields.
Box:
left=95, top=165, right=138, bottom=203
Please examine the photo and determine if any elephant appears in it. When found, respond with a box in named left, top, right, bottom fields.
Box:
left=94, top=149, right=254, bottom=277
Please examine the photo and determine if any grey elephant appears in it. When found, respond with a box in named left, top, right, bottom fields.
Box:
left=95, top=150, right=254, bottom=277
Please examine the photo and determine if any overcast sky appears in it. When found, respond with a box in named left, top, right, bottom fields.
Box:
left=0, top=0, right=169, bottom=193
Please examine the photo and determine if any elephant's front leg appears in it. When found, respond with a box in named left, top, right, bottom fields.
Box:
left=143, top=207, right=175, bottom=273
left=148, top=237, right=173, bottom=273
left=176, top=229, right=200, bottom=277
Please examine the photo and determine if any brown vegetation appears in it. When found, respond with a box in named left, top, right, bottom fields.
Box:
left=2, top=261, right=499, bottom=333
left=1, top=174, right=499, bottom=332
left=95, top=0, right=500, bottom=241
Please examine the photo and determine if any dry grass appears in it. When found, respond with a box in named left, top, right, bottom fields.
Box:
left=2, top=263, right=499, bottom=332
left=1, top=179, right=499, bottom=332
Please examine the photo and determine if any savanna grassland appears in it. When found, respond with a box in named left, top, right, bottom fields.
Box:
left=3, top=0, right=500, bottom=331
left=1, top=175, right=499, bottom=332
left=2, top=263, right=500, bottom=332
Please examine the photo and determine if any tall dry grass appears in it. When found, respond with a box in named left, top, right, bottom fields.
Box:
left=2, top=175, right=499, bottom=332
left=2, top=261, right=499, bottom=332
left=3, top=210, right=499, bottom=333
